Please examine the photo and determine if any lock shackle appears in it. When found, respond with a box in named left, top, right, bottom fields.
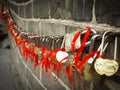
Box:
left=89, top=34, right=102, bottom=53
left=45, top=36, right=50, bottom=50
left=81, top=28, right=97, bottom=35
left=54, top=36, right=60, bottom=49
left=81, top=28, right=97, bottom=47
left=105, top=32, right=120, bottom=42
left=47, top=37, right=53, bottom=50
left=107, top=32, right=120, bottom=37
left=105, top=32, right=120, bottom=60
left=100, top=31, right=112, bottom=55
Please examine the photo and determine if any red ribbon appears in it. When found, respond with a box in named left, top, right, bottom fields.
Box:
left=74, top=27, right=91, bottom=66
left=7, top=17, right=99, bottom=87
left=30, top=46, right=36, bottom=62
left=34, top=47, right=48, bottom=68
left=77, top=51, right=99, bottom=69
left=25, top=43, right=31, bottom=60
left=8, top=23, right=14, bottom=31
left=21, top=43, right=26, bottom=58
left=71, top=31, right=81, bottom=53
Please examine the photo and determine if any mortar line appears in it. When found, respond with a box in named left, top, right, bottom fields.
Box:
left=8, top=0, right=33, bottom=6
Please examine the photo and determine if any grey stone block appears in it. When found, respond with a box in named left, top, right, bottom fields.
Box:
left=41, top=23, right=66, bottom=36
left=25, top=3, right=32, bottom=18
left=95, top=0, right=120, bottom=26
left=23, top=21, right=29, bottom=32
left=66, top=26, right=80, bottom=34
left=28, top=21, right=39, bottom=34
left=33, top=0, right=49, bottom=18
left=19, top=6, right=24, bottom=18
left=10, top=4, right=18, bottom=15
left=51, top=0, right=66, bottom=19
left=73, top=0, right=93, bottom=21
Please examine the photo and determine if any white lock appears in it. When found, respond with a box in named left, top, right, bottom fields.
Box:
left=56, top=51, right=68, bottom=63
left=94, top=31, right=119, bottom=76
left=94, top=58, right=118, bottom=76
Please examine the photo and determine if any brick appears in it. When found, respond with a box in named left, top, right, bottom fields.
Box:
left=19, top=6, right=24, bottom=18
left=33, top=0, right=49, bottom=18
left=27, top=21, right=39, bottom=34
left=40, top=23, right=66, bottom=36
left=66, top=26, right=80, bottom=34
left=25, top=3, right=32, bottom=18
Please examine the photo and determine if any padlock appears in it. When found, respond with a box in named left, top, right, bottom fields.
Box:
left=84, top=34, right=102, bottom=82
left=61, top=30, right=81, bottom=52
left=94, top=31, right=119, bottom=76
left=54, top=36, right=60, bottom=50
left=41, top=35, right=46, bottom=47
left=38, top=36, right=42, bottom=46
left=54, top=36, right=59, bottom=49
left=87, top=34, right=102, bottom=64
left=73, top=27, right=96, bottom=69
left=48, top=37, right=53, bottom=50
left=45, top=36, right=51, bottom=50
left=81, top=28, right=97, bottom=46
left=28, top=35, right=39, bottom=44
left=56, top=50, right=68, bottom=63
left=28, top=35, right=43, bottom=62
left=56, top=36, right=64, bottom=49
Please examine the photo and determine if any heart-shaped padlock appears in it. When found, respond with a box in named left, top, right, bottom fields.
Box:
left=94, top=31, right=119, bottom=76
left=94, top=58, right=118, bottom=76
left=56, top=51, right=68, bottom=63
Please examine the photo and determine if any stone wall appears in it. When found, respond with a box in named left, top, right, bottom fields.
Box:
left=1, top=0, right=120, bottom=90
left=2, top=0, right=120, bottom=27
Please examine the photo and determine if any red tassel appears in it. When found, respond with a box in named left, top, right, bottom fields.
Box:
left=56, top=62, right=63, bottom=76
left=48, top=64, right=56, bottom=78
left=66, top=66, right=74, bottom=84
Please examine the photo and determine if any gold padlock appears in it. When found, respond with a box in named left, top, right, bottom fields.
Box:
left=84, top=62, right=102, bottom=82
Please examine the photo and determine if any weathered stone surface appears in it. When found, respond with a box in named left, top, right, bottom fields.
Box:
left=19, top=6, right=24, bottom=18
left=33, top=0, right=49, bottom=19
left=40, top=23, right=66, bottom=36
left=41, top=71, right=66, bottom=90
